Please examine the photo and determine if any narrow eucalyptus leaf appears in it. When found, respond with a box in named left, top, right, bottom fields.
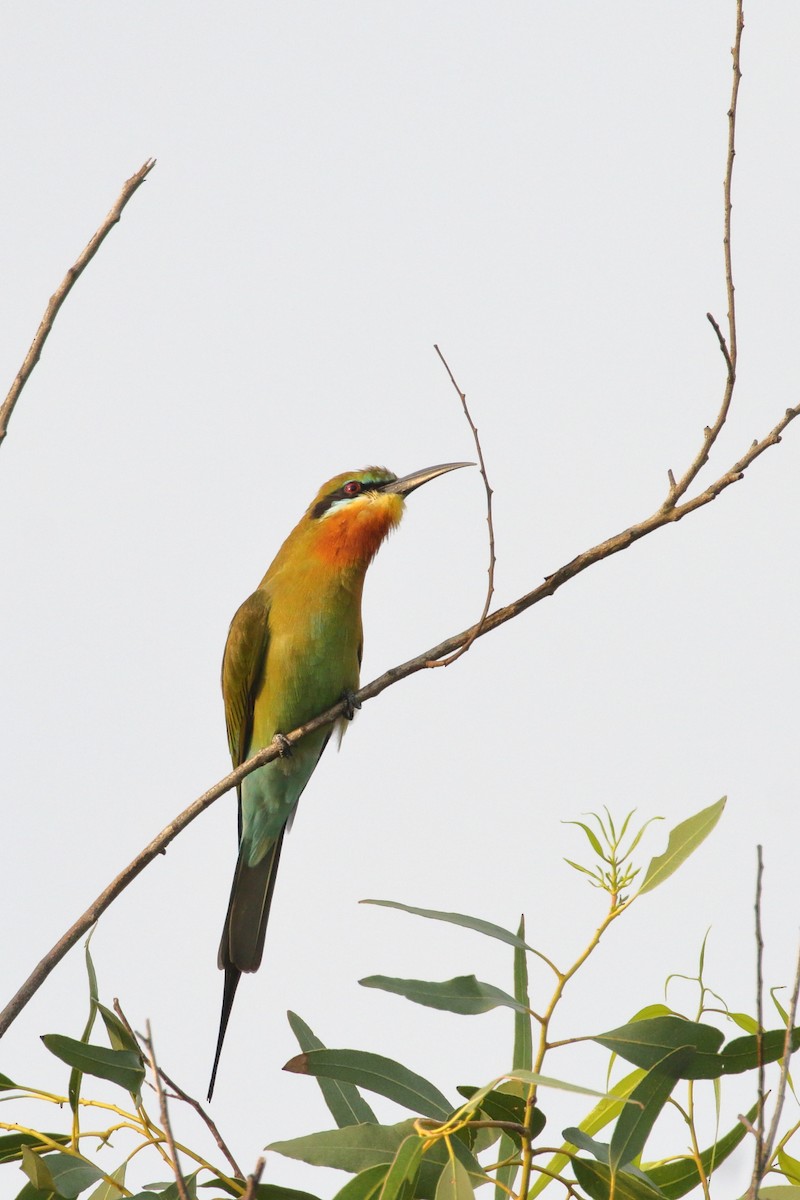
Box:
left=287, top=1012, right=377, bottom=1127
left=572, top=1158, right=668, bottom=1200
left=87, top=1164, right=127, bottom=1200
left=96, top=1004, right=141, bottom=1056
left=778, top=1147, right=800, bottom=1185
left=507, top=1068, right=626, bottom=1100
left=563, top=1127, right=610, bottom=1162
left=20, top=1146, right=54, bottom=1190
left=200, top=1181, right=321, bottom=1200
left=529, top=1070, right=646, bottom=1199
left=434, top=1157, right=474, bottom=1200
left=41, top=1034, right=145, bottom=1093
left=268, top=1121, right=424, bottom=1173
left=513, top=916, right=532, bottom=1072
left=283, top=1049, right=452, bottom=1120
left=378, top=1135, right=423, bottom=1200
left=360, top=900, right=530, bottom=950
left=609, top=1049, right=689, bottom=1170
left=359, top=975, right=527, bottom=1016
left=0, top=1133, right=70, bottom=1164
left=268, top=1121, right=479, bottom=1198
left=638, top=799, right=725, bottom=895
left=714, top=1027, right=800, bottom=1077
left=648, top=1100, right=758, bottom=1197
left=331, top=1166, right=389, bottom=1200
left=593, top=1016, right=723, bottom=1071
left=43, top=1152, right=104, bottom=1199
left=0, top=1072, right=17, bottom=1091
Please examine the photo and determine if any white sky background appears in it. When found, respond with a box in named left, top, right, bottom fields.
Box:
left=2, top=1, right=799, bottom=1196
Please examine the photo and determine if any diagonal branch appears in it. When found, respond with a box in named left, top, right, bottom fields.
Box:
left=0, top=158, right=156, bottom=452
left=1, top=391, right=798, bottom=1039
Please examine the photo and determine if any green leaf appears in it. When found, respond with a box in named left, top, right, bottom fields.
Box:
left=268, top=1121, right=480, bottom=1199
left=40, top=1035, right=145, bottom=1094
left=200, top=1182, right=321, bottom=1200
left=530, top=1068, right=646, bottom=1198
left=69, top=934, right=101, bottom=1114
left=755, top=1189, right=800, bottom=1198
left=647, top=1100, right=758, bottom=1197
left=0, top=1134, right=70, bottom=1164
left=42, top=1153, right=105, bottom=1199
left=359, top=975, right=527, bottom=1016
left=572, top=1158, right=667, bottom=1199
left=287, top=1013, right=377, bottom=1128
left=360, top=901, right=529, bottom=950
left=779, top=1147, right=800, bottom=1186
left=268, top=1123, right=422, bottom=1175
left=331, top=1166, right=388, bottom=1200
left=0, top=1072, right=17, bottom=1091
left=87, top=1165, right=127, bottom=1200
left=283, top=1050, right=452, bottom=1120
left=713, top=1027, right=800, bottom=1077
left=14, top=1183, right=59, bottom=1200
left=456, top=1086, right=543, bottom=1147
left=21, top=1147, right=55, bottom=1191
left=563, top=1130, right=656, bottom=1185
left=638, top=799, right=725, bottom=895
left=96, top=1004, right=141, bottom=1057
left=505, top=1068, right=627, bottom=1100
left=512, top=916, right=532, bottom=1073
left=565, top=820, right=605, bottom=858
left=609, top=1049, right=689, bottom=1171
left=593, top=1016, right=723, bottom=1070
left=727, top=1011, right=759, bottom=1035
left=148, top=1173, right=198, bottom=1200
left=434, top=1158, right=474, bottom=1200
left=378, top=1135, right=423, bottom=1200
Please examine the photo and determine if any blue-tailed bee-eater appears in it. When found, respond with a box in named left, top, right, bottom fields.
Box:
left=208, top=461, right=472, bottom=1098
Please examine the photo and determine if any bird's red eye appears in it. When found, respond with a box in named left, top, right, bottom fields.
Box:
left=343, top=480, right=362, bottom=496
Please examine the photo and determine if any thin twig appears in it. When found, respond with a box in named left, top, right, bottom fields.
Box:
left=241, top=1156, right=265, bottom=1200
left=663, top=0, right=743, bottom=510
left=753, top=845, right=766, bottom=1192
left=1, top=394, right=799, bottom=1038
left=142, top=1022, right=189, bottom=1200
left=427, top=344, right=496, bottom=668
left=0, top=159, right=156, bottom=452
left=113, top=998, right=244, bottom=1181
left=760, top=942, right=800, bottom=1180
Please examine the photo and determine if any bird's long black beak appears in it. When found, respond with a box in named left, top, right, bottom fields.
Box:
left=381, top=461, right=474, bottom=497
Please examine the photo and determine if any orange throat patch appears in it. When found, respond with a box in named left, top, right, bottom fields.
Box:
left=312, top=493, right=404, bottom=569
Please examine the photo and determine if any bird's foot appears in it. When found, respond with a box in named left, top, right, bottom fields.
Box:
left=272, top=732, right=293, bottom=758
left=341, top=690, right=362, bottom=721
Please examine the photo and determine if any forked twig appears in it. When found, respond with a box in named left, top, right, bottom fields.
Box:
left=0, top=158, right=156, bottom=452
left=427, top=344, right=496, bottom=668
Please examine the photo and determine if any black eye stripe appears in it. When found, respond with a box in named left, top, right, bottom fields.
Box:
left=311, top=479, right=386, bottom=520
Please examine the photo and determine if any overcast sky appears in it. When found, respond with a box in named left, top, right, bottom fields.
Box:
left=2, top=2, right=799, bottom=1197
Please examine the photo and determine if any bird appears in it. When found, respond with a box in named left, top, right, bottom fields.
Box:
left=208, top=461, right=472, bottom=1098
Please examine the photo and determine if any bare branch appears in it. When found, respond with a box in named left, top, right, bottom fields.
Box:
left=242, top=1157, right=266, bottom=1200
left=113, top=998, right=244, bottom=1181
left=1, top=392, right=799, bottom=1038
left=0, top=158, right=156, bottom=452
left=142, top=1021, right=189, bottom=1200
left=662, top=0, right=742, bottom=510
left=428, top=344, right=496, bottom=668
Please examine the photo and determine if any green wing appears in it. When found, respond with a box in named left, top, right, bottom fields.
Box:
left=221, top=589, right=271, bottom=769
